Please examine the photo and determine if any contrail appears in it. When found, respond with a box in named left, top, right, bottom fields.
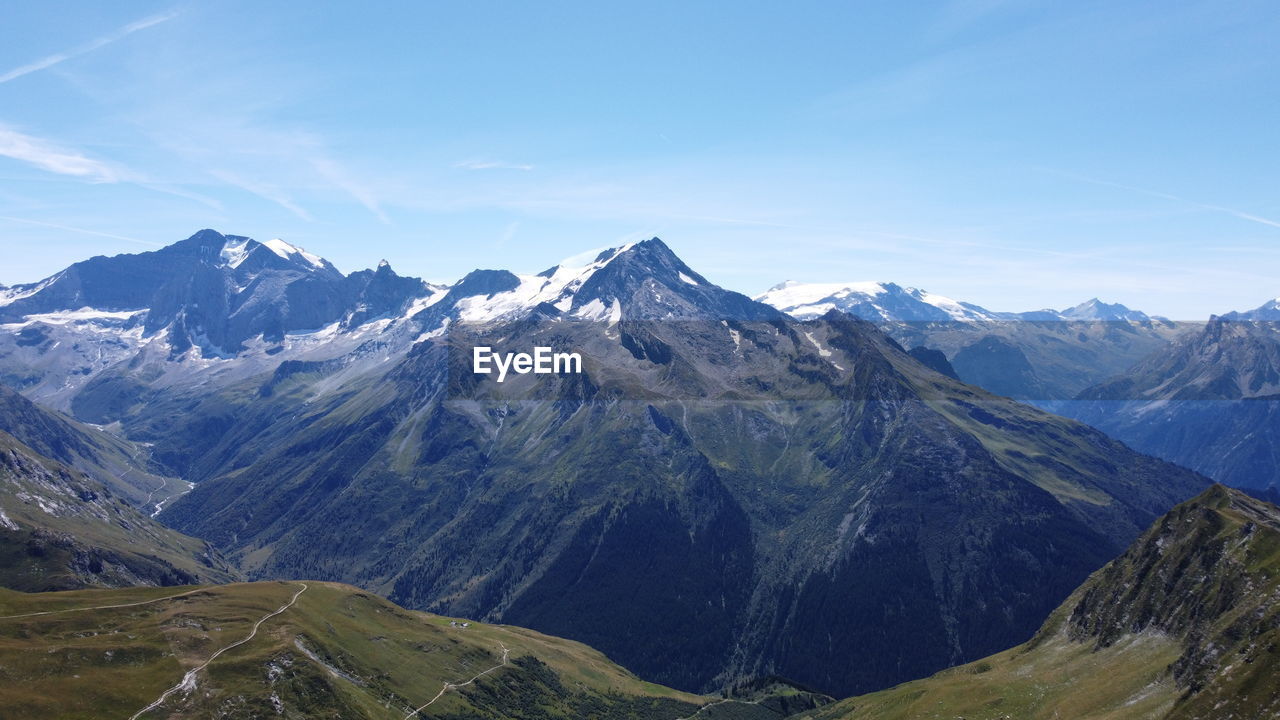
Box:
left=0, top=10, right=178, bottom=84
left=1050, top=169, right=1280, bottom=230
left=0, top=215, right=163, bottom=246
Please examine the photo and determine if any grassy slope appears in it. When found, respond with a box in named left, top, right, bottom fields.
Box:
left=800, top=485, right=1280, bottom=720
left=0, top=580, right=806, bottom=719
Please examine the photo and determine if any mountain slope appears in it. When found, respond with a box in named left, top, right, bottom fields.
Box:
left=1067, top=316, right=1280, bottom=490
left=141, top=239, right=1209, bottom=697
left=0, top=385, right=186, bottom=511
left=801, top=484, right=1280, bottom=720
left=0, top=431, right=237, bottom=590
left=0, top=580, right=824, bottom=719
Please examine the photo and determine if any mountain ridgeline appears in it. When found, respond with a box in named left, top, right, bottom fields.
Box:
left=0, top=231, right=1210, bottom=699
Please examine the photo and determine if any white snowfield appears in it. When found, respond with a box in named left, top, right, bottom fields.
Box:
left=0, top=307, right=145, bottom=327
left=756, top=280, right=1163, bottom=324
left=755, top=279, right=1000, bottom=322
left=262, top=237, right=328, bottom=269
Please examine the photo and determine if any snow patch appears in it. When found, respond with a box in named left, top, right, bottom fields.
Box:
left=573, top=298, right=621, bottom=323
left=678, top=271, right=699, bottom=286
left=802, top=331, right=833, bottom=358
left=219, top=237, right=252, bottom=268
left=3, top=307, right=144, bottom=326
left=0, top=274, right=60, bottom=307
left=263, top=238, right=327, bottom=269
left=453, top=242, right=636, bottom=325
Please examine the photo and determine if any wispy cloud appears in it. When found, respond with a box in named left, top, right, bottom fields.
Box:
left=0, top=10, right=177, bottom=84
left=497, top=221, right=520, bottom=247
left=0, top=215, right=162, bottom=246
left=0, top=126, right=222, bottom=210
left=454, top=159, right=535, bottom=171
left=0, top=126, right=124, bottom=182
left=209, top=169, right=313, bottom=221
left=1055, top=171, right=1280, bottom=230
left=136, top=181, right=225, bottom=211
left=310, top=157, right=391, bottom=224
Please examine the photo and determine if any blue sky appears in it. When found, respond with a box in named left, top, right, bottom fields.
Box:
left=0, top=1, right=1277, bottom=319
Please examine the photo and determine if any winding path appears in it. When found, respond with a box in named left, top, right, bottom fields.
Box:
left=675, top=696, right=761, bottom=720
left=403, top=642, right=510, bottom=719
left=127, top=583, right=309, bottom=720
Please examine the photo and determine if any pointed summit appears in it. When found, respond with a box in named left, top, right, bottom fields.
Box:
left=567, top=236, right=776, bottom=321
left=1059, top=298, right=1150, bottom=322
left=441, top=237, right=779, bottom=325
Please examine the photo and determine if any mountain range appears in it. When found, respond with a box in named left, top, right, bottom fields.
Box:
left=756, top=280, right=1163, bottom=324
left=756, top=281, right=1189, bottom=401
left=0, top=230, right=1210, bottom=699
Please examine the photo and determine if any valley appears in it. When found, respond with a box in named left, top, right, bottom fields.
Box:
left=0, top=229, right=1274, bottom=716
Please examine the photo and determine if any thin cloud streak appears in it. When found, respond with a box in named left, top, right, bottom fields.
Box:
left=454, top=159, right=535, bottom=171
left=1053, top=171, right=1280, bottom=230
left=209, top=169, right=313, bottom=221
left=137, top=181, right=225, bottom=211
left=0, top=127, right=124, bottom=182
left=310, top=157, right=391, bottom=224
left=0, top=11, right=178, bottom=84
left=0, top=128, right=222, bottom=210
left=0, top=215, right=162, bottom=246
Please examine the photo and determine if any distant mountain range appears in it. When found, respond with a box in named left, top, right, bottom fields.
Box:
left=755, top=282, right=1280, bottom=492
left=0, top=230, right=1210, bottom=698
left=757, top=280, right=1162, bottom=323
left=757, top=281, right=1188, bottom=401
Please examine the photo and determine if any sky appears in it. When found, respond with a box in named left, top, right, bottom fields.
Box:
left=0, top=1, right=1277, bottom=319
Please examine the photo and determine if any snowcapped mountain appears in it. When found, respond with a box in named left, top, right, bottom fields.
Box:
left=423, top=238, right=774, bottom=327
left=1057, top=298, right=1155, bottom=322
left=0, top=232, right=773, bottom=411
left=755, top=280, right=1001, bottom=322
left=756, top=281, right=1162, bottom=324
left=756, top=281, right=1183, bottom=400
left=0, top=230, right=445, bottom=407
